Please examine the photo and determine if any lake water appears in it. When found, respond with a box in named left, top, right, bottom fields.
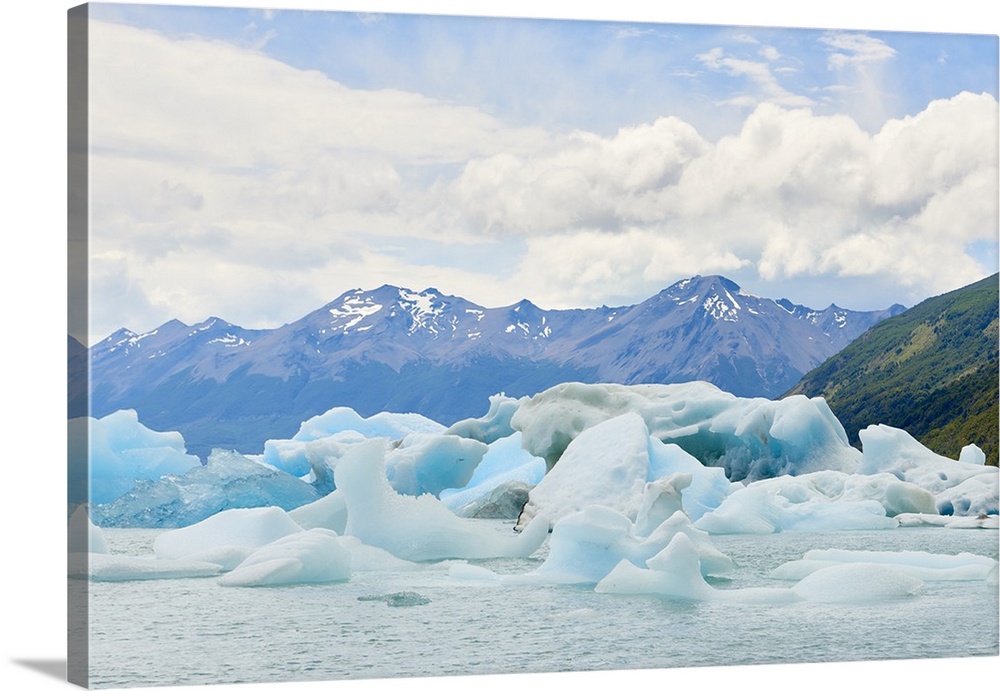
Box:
left=85, top=526, right=999, bottom=689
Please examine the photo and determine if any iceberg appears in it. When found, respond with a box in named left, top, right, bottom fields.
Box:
left=790, top=563, right=923, bottom=602
left=444, top=393, right=523, bottom=444
left=289, top=491, right=348, bottom=533
left=439, top=432, right=545, bottom=517
left=74, top=410, right=202, bottom=504
left=895, top=513, right=1000, bottom=529
left=778, top=500, right=898, bottom=532
left=335, top=439, right=549, bottom=561
left=692, top=470, right=944, bottom=534
left=262, top=431, right=365, bottom=491
left=960, top=444, right=987, bottom=465
left=153, top=506, right=304, bottom=563
left=294, top=406, right=445, bottom=441
left=384, top=433, right=488, bottom=497
left=770, top=548, right=999, bottom=582
left=694, top=486, right=785, bottom=535
left=633, top=473, right=691, bottom=537
left=517, top=414, right=652, bottom=529
left=218, top=529, right=352, bottom=587
left=263, top=413, right=488, bottom=499
left=748, top=470, right=936, bottom=517
left=524, top=507, right=732, bottom=585
left=92, top=449, right=321, bottom=528
left=596, top=534, right=923, bottom=604
left=595, top=533, right=795, bottom=604
left=261, top=407, right=446, bottom=483
left=647, top=439, right=736, bottom=522
left=71, top=554, right=223, bottom=582
left=859, top=425, right=999, bottom=516
left=511, top=381, right=860, bottom=481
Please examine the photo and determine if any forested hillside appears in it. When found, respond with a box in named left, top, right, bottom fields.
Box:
left=787, top=274, right=999, bottom=466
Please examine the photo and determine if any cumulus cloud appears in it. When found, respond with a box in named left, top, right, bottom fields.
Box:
left=86, top=19, right=549, bottom=337
left=433, top=93, right=998, bottom=307
left=85, top=18, right=998, bottom=339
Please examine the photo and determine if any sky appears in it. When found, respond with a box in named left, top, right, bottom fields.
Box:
left=1, top=1, right=999, bottom=691
left=76, top=1, right=1000, bottom=344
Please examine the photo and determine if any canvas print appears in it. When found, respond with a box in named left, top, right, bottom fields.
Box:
left=67, top=2, right=999, bottom=689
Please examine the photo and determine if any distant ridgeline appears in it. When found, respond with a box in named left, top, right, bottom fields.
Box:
left=787, top=273, right=1000, bottom=466
left=81, top=274, right=904, bottom=458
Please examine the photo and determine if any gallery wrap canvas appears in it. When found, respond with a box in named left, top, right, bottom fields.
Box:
left=65, top=2, right=999, bottom=690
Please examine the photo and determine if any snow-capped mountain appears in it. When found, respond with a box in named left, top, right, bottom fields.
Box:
left=84, top=275, right=905, bottom=456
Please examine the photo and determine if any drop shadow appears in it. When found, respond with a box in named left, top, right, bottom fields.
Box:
left=11, top=659, right=66, bottom=682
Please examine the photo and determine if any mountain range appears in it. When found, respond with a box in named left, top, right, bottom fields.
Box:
left=83, top=274, right=905, bottom=457
left=788, top=273, right=999, bottom=466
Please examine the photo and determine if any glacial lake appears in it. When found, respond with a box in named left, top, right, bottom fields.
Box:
left=85, top=526, right=998, bottom=689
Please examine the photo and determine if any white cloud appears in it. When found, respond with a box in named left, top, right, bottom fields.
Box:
left=431, top=94, right=998, bottom=308
left=760, top=45, right=781, bottom=61
left=86, top=19, right=551, bottom=338
left=695, top=46, right=814, bottom=108
left=85, top=19, right=998, bottom=339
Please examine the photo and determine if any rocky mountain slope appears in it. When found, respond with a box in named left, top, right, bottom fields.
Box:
left=84, top=275, right=904, bottom=457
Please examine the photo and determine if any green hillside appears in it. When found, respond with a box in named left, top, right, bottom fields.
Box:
left=786, top=273, right=999, bottom=466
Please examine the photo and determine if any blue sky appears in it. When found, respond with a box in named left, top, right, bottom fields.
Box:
left=80, top=1, right=999, bottom=343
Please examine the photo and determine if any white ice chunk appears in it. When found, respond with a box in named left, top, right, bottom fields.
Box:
left=293, top=407, right=444, bottom=442
left=790, top=563, right=923, bottom=602
left=960, top=444, right=987, bottom=465
left=859, top=425, right=998, bottom=516
left=445, top=394, right=523, bottom=444
left=76, top=410, right=201, bottom=504
left=646, top=438, right=735, bottom=522
left=512, top=381, right=860, bottom=481
left=522, top=507, right=732, bottom=585
left=289, top=490, right=348, bottom=533
left=153, top=506, right=303, bottom=561
left=935, top=474, right=999, bottom=518
left=896, top=513, right=1000, bottom=529
left=335, top=439, right=548, bottom=561
left=516, top=413, right=651, bottom=529
left=385, top=434, right=488, bottom=497
left=72, top=554, right=222, bottom=582
left=633, top=474, right=692, bottom=537
left=93, top=449, right=321, bottom=528
left=778, top=500, right=898, bottom=532
left=219, top=529, right=352, bottom=587
left=595, top=533, right=794, bottom=604
left=262, top=431, right=364, bottom=488
left=597, top=536, right=922, bottom=604
left=335, top=535, right=422, bottom=572
left=694, top=486, right=784, bottom=535
left=770, top=547, right=998, bottom=582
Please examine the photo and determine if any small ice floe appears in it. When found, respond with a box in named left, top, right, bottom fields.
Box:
left=358, top=591, right=431, bottom=607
